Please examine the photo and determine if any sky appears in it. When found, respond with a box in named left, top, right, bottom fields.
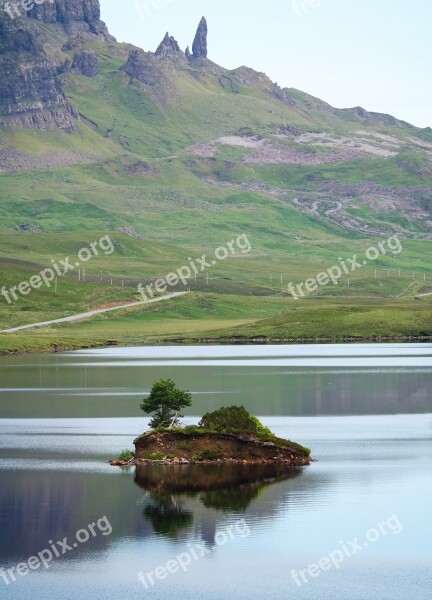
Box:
left=100, top=0, right=431, bottom=128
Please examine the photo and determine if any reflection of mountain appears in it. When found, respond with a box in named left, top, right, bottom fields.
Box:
left=0, top=472, right=83, bottom=559
left=135, top=463, right=304, bottom=539
left=2, top=354, right=431, bottom=418
left=0, top=471, right=141, bottom=562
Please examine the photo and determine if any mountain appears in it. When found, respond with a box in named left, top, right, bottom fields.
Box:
left=0, top=0, right=431, bottom=243
left=0, top=0, right=431, bottom=349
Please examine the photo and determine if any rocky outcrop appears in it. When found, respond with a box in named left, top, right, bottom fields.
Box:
left=0, top=4, right=213, bottom=131
left=27, top=0, right=115, bottom=40
left=0, top=14, right=78, bottom=131
left=192, top=16, right=208, bottom=59
left=71, top=50, right=99, bottom=76
left=58, top=56, right=72, bottom=74
left=343, top=106, right=412, bottom=129
left=114, top=227, right=145, bottom=239
left=120, top=48, right=178, bottom=106
left=155, top=32, right=181, bottom=58
left=14, top=224, right=43, bottom=233
left=120, top=49, right=161, bottom=86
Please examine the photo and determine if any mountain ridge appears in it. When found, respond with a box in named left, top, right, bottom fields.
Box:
left=0, top=0, right=431, bottom=244
left=0, top=1, right=425, bottom=134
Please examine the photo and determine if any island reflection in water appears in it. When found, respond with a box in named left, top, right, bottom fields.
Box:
left=135, top=462, right=304, bottom=541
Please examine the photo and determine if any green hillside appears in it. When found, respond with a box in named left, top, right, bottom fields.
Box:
left=0, top=7, right=431, bottom=351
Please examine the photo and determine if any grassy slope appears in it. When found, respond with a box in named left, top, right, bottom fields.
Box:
left=1, top=40, right=431, bottom=240
left=2, top=294, right=431, bottom=354
left=0, top=230, right=431, bottom=352
left=185, top=297, right=432, bottom=342
left=1, top=33, right=431, bottom=351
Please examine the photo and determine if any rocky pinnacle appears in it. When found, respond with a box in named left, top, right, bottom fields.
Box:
left=155, top=32, right=181, bottom=58
left=192, top=16, right=208, bottom=59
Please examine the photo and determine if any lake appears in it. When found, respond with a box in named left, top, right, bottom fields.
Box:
left=0, top=344, right=431, bottom=599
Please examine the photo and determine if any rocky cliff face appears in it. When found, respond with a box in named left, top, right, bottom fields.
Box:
left=71, top=50, right=99, bottom=77
left=0, top=15, right=78, bottom=130
left=0, top=0, right=115, bottom=130
left=27, top=0, right=114, bottom=40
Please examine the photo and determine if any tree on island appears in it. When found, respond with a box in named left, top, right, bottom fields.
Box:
left=141, top=379, right=192, bottom=429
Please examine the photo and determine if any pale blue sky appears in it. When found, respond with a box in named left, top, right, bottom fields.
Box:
left=100, top=0, right=431, bottom=128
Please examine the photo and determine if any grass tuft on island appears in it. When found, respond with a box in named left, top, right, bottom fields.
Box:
left=111, top=406, right=312, bottom=467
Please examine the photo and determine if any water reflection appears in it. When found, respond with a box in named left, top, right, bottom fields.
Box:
left=1, top=344, right=431, bottom=418
left=0, top=413, right=430, bottom=600
left=136, top=463, right=304, bottom=540
left=143, top=497, right=193, bottom=537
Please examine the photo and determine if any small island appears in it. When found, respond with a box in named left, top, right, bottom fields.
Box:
left=110, top=380, right=312, bottom=467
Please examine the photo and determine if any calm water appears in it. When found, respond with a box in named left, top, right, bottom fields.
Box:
left=0, top=344, right=431, bottom=599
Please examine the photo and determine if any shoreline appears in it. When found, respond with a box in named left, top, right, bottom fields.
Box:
left=111, top=456, right=312, bottom=467
left=0, top=334, right=431, bottom=356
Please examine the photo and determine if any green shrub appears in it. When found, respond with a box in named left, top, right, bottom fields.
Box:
left=199, top=406, right=273, bottom=437
left=146, top=452, right=174, bottom=461
left=249, top=415, right=273, bottom=438
left=271, top=437, right=311, bottom=456
left=183, top=425, right=202, bottom=435
left=118, top=449, right=134, bottom=461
